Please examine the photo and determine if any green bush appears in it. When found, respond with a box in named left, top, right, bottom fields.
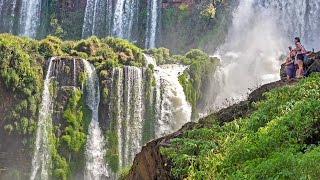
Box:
left=162, top=73, right=320, bottom=179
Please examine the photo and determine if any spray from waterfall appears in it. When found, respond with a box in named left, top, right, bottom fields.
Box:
left=153, top=62, right=192, bottom=138
left=19, top=0, right=41, bottom=38
left=204, top=0, right=293, bottom=112
left=205, top=0, right=320, bottom=113
left=30, top=58, right=55, bottom=180
left=83, top=60, right=109, bottom=180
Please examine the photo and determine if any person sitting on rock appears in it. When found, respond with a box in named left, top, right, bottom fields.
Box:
left=293, top=37, right=307, bottom=78
left=285, top=47, right=296, bottom=81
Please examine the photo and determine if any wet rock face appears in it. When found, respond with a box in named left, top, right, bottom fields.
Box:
left=47, top=57, right=85, bottom=129
left=127, top=122, right=199, bottom=180
left=48, top=57, right=84, bottom=87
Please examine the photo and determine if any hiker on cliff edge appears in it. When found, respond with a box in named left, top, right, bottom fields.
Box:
left=285, top=46, right=296, bottom=81
left=293, top=37, right=307, bottom=78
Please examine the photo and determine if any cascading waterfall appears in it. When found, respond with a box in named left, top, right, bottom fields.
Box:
left=256, top=0, right=320, bottom=50
left=30, top=58, right=55, bottom=180
left=0, top=0, right=17, bottom=33
left=83, top=60, right=109, bottom=180
left=206, top=0, right=320, bottom=112
left=112, top=0, right=139, bottom=39
left=108, top=55, right=192, bottom=171
left=109, top=66, right=144, bottom=168
left=145, top=0, right=159, bottom=48
left=82, top=0, right=160, bottom=46
left=153, top=63, right=192, bottom=138
left=19, top=0, right=42, bottom=38
left=82, top=0, right=110, bottom=38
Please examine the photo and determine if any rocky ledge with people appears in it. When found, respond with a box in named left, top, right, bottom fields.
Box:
left=281, top=50, right=320, bottom=80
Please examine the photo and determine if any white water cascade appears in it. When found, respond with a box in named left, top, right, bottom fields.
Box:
left=205, top=0, right=320, bottom=112
left=19, top=0, right=42, bottom=38
left=153, top=62, right=192, bottom=138
left=30, top=58, right=55, bottom=180
left=0, top=0, right=17, bottom=33
left=256, top=0, right=320, bottom=50
left=108, top=55, right=192, bottom=170
left=112, top=0, right=139, bottom=39
left=83, top=60, right=109, bottom=180
left=82, top=0, right=111, bottom=38
left=109, top=66, right=144, bottom=168
left=82, top=0, right=160, bottom=46
left=145, top=0, right=159, bottom=48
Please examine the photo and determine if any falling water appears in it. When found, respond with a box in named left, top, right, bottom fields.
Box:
left=30, top=58, right=54, bottom=180
left=83, top=60, right=108, bottom=180
left=9, top=0, right=16, bottom=33
left=153, top=61, right=192, bottom=138
left=202, top=0, right=286, bottom=112
left=204, top=0, right=320, bottom=113
left=108, top=55, right=192, bottom=170
left=112, top=0, right=139, bottom=40
left=110, top=66, right=144, bottom=167
left=19, top=0, right=41, bottom=38
left=256, top=0, right=320, bottom=50
left=145, top=0, right=159, bottom=48
left=82, top=0, right=109, bottom=38
left=0, top=0, right=17, bottom=33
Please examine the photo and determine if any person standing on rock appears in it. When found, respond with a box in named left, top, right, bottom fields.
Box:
left=294, top=37, right=307, bottom=78
left=285, top=48, right=296, bottom=81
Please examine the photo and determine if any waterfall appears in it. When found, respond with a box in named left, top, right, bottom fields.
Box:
left=30, top=58, right=55, bottom=180
left=82, top=0, right=161, bottom=45
left=108, top=55, right=192, bottom=170
left=112, top=0, right=139, bottom=40
left=153, top=62, right=192, bottom=138
left=0, top=0, right=17, bottom=33
left=19, top=0, right=41, bottom=38
left=205, top=0, right=320, bottom=112
left=83, top=60, right=109, bottom=180
left=82, top=0, right=109, bottom=38
left=256, top=0, right=320, bottom=50
left=109, top=66, right=144, bottom=167
left=145, top=0, right=159, bottom=48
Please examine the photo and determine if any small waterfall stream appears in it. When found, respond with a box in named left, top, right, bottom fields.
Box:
left=30, top=58, right=55, bottom=180
left=19, top=0, right=41, bottom=38
left=83, top=60, right=109, bottom=180
left=145, top=0, right=159, bottom=48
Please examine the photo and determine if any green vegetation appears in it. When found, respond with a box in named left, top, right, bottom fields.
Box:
left=62, top=88, right=87, bottom=152
left=0, top=34, right=42, bottom=139
left=50, top=87, right=91, bottom=179
left=142, top=65, right=156, bottom=144
left=162, top=73, right=320, bottom=179
left=178, top=49, right=220, bottom=118
left=160, top=0, right=235, bottom=54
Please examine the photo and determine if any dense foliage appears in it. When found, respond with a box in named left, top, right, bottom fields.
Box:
left=0, top=34, right=43, bottom=138
left=178, top=49, right=220, bottom=118
left=162, top=73, right=320, bottom=179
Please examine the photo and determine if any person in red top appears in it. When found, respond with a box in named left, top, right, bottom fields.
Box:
left=294, top=37, right=307, bottom=78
